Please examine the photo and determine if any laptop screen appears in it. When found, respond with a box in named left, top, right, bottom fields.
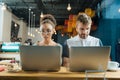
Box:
left=69, top=46, right=111, bottom=72
left=20, top=45, right=62, bottom=71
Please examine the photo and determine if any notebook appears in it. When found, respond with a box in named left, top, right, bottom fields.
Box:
left=69, top=46, right=111, bottom=72
left=20, top=45, right=62, bottom=71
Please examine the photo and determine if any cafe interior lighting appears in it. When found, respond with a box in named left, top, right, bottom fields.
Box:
left=30, top=12, right=35, bottom=37
left=40, top=12, right=44, bottom=18
left=1, top=3, right=7, bottom=10
left=32, top=14, right=36, bottom=37
left=67, top=3, right=71, bottom=11
left=38, top=31, right=40, bottom=34
left=28, top=8, right=31, bottom=36
left=35, top=29, right=38, bottom=32
left=34, top=14, right=37, bottom=34
left=14, top=23, right=17, bottom=27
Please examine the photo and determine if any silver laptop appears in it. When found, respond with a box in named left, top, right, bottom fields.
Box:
left=69, top=46, right=111, bottom=72
left=20, top=45, right=62, bottom=71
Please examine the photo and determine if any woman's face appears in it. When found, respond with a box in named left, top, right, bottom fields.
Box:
left=40, top=23, right=54, bottom=41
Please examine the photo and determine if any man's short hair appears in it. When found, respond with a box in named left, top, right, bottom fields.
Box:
left=77, top=13, right=92, bottom=25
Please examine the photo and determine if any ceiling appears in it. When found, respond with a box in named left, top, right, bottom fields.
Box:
left=1, top=0, right=102, bottom=27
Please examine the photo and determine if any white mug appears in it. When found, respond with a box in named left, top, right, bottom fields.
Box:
left=107, top=61, right=119, bottom=70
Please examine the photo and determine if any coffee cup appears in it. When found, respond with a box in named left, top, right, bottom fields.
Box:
left=107, top=61, right=119, bottom=71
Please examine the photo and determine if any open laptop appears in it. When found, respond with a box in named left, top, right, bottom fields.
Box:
left=20, top=45, right=62, bottom=71
left=69, top=46, right=111, bottom=72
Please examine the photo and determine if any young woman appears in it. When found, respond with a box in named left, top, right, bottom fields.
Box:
left=38, top=14, right=58, bottom=46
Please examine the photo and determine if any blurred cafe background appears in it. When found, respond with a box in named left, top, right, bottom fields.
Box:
left=0, top=0, right=120, bottom=62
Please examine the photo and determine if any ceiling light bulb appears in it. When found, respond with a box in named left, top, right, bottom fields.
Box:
left=31, top=33, right=33, bottom=36
left=67, top=3, right=71, bottom=11
left=33, top=34, right=35, bottom=37
left=40, top=12, right=43, bottom=18
left=31, top=11, right=33, bottom=14
left=35, top=29, right=38, bottom=32
left=28, top=32, right=30, bottom=35
left=32, top=34, right=34, bottom=37
left=29, top=8, right=31, bottom=11
left=14, top=23, right=17, bottom=27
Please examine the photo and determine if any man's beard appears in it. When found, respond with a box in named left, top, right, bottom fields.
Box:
left=79, top=34, right=88, bottom=39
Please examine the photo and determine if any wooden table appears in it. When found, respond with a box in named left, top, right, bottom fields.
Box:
left=0, top=67, right=120, bottom=80
left=0, top=52, right=120, bottom=80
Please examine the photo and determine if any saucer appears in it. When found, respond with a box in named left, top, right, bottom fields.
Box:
left=107, top=68, right=118, bottom=71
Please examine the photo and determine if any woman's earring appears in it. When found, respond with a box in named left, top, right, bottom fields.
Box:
left=54, top=31, right=57, bottom=35
left=53, top=29, right=57, bottom=34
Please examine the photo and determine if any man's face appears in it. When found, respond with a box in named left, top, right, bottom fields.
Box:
left=76, top=22, right=91, bottom=39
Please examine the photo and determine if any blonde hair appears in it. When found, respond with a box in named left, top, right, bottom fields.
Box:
left=77, top=13, right=92, bottom=25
